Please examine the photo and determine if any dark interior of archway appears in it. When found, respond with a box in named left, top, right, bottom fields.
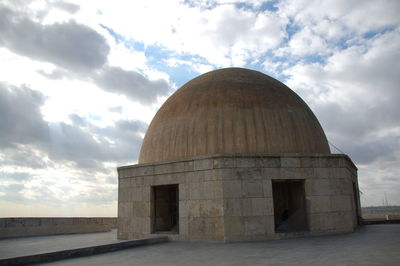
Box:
left=152, top=185, right=179, bottom=233
left=272, top=180, right=308, bottom=233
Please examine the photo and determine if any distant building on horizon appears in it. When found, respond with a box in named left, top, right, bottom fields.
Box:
left=117, top=68, right=361, bottom=241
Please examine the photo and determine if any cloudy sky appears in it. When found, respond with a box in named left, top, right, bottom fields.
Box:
left=0, top=0, right=399, bottom=217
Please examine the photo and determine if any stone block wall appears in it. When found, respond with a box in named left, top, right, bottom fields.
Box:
left=219, top=167, right=275, bottom=241
left=0, top=217, right=116, bottom=239
left=118, top=161, right=225, bottom=241
left=118, top=153, right=359, bottom=241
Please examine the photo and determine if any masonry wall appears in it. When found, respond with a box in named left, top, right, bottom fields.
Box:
left=118, top=154, right=359, bottom=241
left=0, top=217, right=116, bottom=239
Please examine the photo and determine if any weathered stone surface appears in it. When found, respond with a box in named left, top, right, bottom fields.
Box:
left=179, top=217, right=188, bottom=236
left=251, top=198, right=273, bottom=216
left=224, top=216, right=245, bottom=236
left=154, top=164, right=173, bottom=175
left=188, top=217, right=224, bottom=241
left=179, top=184, right=188, bottom=201
left=142, top=187, right=151, bottom=202
left=222, top=180, right=242, bottom=198
left=186, top=170, right=205, bottom=183
left=242, top=180, right=263, bottom=198
left=204, top=170, right=218, bottom=181
left=0, top=218, right=115, bottom=239
left=194, top=159, right=213, bottom=171
left=119, top=178, right=130, bottom=188
left=244, top=216, right=267, bottom=236
left=118, top=169, right=128, bottom=178
left=300, top=157, right=318, bottom=168
left=199, top=199, right=224, bottom=217
left=313, top=168, right=335, bottom=179
left=338, top=178, right=354, bottom=195
left=279, top=167, right=313, bottom=179
left=188, top=182, right=201, bottom=200
left=236, top=158, right=256, bottom=168
left=331, top=195, right=352, bottom=212
left=141, top=176, right=153, bottom=186
left=262, top=180, right=273, bottom=197
left=281, top=157, right=301, bottom=168
left=134, top=176, right=144, bottom=187
left=213, top=157, right=236, bottom=169
left=118, top=154, right=359, bottom=241
left=261, top=168, right=280, bottom=179
left=307, top=196, right=331, bottom=213
left=309, top=179, right=332, bottom=196
left=186, top=200, right=200, bottom=217
left=200, top=181, right=217, bottom=199
left=280, top=168, right=303, bottom=179
left=131, top=165, right=155, bottom=177
left=236, top=168, right=263, bottom=181
left=132, top=187, right=142, bottom=202
left=171, top=162, right=186, bottom=173
left=223, top=198, right=242, bottom=217
left=219, top=169, right=239, bottom=181
left=138, top=68, right=330, bottom=164
left=319, top=213, right=335, bottom=231
left=133, top=202, right=149, bottom=218
left=308, top=213, right=322, bottom=231
left=255, top=157, right=280, bottom=168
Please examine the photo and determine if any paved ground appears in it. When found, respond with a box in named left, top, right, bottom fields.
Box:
left=41, top=225, right=399, bottom=266
left=0, top=230, right=119, bottom=259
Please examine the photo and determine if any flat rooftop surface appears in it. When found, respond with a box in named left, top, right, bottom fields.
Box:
left=38, top=224, right=400, bottom=266
left=0, top=229, right=119, bottom=259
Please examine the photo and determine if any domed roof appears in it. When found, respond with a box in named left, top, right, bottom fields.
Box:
left=139, top=68, right=330, bottom=163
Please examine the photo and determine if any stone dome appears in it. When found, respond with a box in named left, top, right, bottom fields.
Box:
left=139, top=68, right=330, bottom=163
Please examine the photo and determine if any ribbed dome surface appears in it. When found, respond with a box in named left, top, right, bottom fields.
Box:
left=139, top=68, right=330, bottom=163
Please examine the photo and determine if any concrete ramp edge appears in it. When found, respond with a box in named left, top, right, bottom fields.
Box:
left=0, top=236, right=168, bottom=265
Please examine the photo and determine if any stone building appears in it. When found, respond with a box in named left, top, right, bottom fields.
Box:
left=117, top=68, right=361, bottom=241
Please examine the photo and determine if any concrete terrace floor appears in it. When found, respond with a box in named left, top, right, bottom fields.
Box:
left=0, top=230, right=119, bottom=260
left=38, top=224, right=400, bottom=266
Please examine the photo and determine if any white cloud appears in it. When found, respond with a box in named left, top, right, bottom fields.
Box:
left=278, top=0, right=400, bottom=34
left=275, top=0, right=400, bottom=59
left=277, top=27, right=329, bottom=57
left=0, top=5, right=110, bottom=72
left=0, top=0, right=399, bottom=216
left=107, top=42, right=147, bottom=71
left=165, top=58, right=214, bottom=74
left=282, top=27, right=400, bottom=206
left=80, top=1, right=287, bottom=66
left=93, top=66, right=170, bottom=104
left=285, top=28, right=400, bottom=109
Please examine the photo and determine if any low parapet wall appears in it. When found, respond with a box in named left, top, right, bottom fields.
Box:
left=0, top=217, right=117, bottom=239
